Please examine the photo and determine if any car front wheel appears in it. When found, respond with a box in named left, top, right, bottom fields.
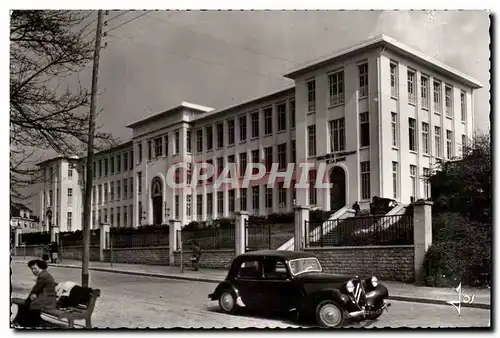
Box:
left=315, top=300, right=346, bottom=328
left=218, top=291, right=238, bottom=314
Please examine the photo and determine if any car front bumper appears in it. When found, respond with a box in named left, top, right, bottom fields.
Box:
left=347, top=299, right=391, bottom=319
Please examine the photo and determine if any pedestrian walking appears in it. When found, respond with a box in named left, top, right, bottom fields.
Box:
left=49, top=241, right=58, bottom=263
left=11, top=259, right=57, bottom=328
left=41, top=244, right=50, bottom=263
left=191, top=240, right=202, bottom=271
left=353, top=201, right=361, bottom=216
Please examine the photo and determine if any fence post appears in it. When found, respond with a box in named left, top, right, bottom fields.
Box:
left=413, top=200, right=433, bottom=284
left=99, top=223, right=110, bottom=262
left=169, top=220, right=182, bottom=266
left=235, top=211, right=249, bottom=255
left=294, top=206, right=310, bottom=251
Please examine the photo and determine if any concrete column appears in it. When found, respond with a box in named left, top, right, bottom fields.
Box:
left=14, top=227, right=22, bottom=255
left=235, top=211, right=249, bottom=255
left=294, top=205, right=310, bottom=251
left=50, top=224, right=59, bottom=242
left=169, top=220, right=182, bottom=265
left=100, top=223, right=110, bottom=262
left=413, top=200, right=433, bottom=283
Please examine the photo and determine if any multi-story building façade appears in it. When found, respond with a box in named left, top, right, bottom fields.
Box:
left=37, top=35, right=482, bottom=232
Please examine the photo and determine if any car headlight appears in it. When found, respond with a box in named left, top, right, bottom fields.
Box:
left=346, top=280, right=354, bottom=293
left=371, top=276, right=378, bottom=287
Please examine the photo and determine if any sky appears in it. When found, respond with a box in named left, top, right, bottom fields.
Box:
left=13, top=10, right=492, bottom=215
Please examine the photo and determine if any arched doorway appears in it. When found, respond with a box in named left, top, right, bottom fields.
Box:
left=330, top=166, right=346, bottom=211
left=151, top=177, right=163, bottom=225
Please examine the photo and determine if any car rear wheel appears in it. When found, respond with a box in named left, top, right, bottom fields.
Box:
left=218, top=291, right=238, bottom=314
left=315, top=300, right=346, bottom=328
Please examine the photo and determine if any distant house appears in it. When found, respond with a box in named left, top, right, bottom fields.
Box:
left=10, top=202, right=42, bottom=232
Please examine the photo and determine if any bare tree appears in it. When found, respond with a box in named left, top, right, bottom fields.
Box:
left=10, top=10, right=115, bottom=200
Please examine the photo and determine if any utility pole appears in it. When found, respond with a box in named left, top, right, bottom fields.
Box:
left=82, top=9, right=104, bottom=288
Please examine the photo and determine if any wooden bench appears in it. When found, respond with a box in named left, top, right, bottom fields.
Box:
left=12, top=288, right=100, bottom=328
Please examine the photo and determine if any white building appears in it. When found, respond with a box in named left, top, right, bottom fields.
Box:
left=37, top=35, right=481, bottom=231
left=10, top=202, right=42, bottom=233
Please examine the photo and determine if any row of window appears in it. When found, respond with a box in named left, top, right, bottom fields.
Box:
left=91, top=178, right=134, bottom=205
left=392, top=162, right=431, bottom=202
left=391, top=63, right=468, bottom=122
left=90, top=205, right=134, bottom=228
left=92, top=150, right=134, bottom=180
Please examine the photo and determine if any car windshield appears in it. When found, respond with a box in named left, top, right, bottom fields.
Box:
left=288, top=257, right=322, bottom=276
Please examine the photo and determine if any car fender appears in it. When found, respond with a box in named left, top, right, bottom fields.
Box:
left=364, top=284, right=389, bottom=308
left=303, top=288, right=348, bottom=315
left=209, top=281, right=240, bottom=301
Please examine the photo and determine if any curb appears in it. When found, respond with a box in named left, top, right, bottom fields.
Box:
left=14, top=261, right=491, bottom=310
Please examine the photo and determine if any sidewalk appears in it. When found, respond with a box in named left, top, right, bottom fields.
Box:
left=11, top=256, right=490, bottom=310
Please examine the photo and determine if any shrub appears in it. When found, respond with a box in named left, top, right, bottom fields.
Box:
left=423, top=212, right=491, bottom=287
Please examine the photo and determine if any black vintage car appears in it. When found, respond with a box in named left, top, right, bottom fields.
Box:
left=208, top=250, right=390, bottom=328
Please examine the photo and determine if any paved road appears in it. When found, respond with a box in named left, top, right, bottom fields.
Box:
left=10, top=264, right=491, bottom=329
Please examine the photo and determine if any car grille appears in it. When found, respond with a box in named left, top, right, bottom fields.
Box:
left=352, top=280, right=367, bottom=306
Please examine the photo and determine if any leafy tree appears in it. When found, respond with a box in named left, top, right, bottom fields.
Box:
left=10, top=10, right=115, bottom=200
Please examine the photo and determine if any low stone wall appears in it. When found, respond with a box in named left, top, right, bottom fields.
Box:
left=103, top=246, right=170, bottom=265
left=60, top=245, right=100, bottom=262
left=173, top=249, right=235, bottom=269
left=13, top=245, right=44, bottom=258
left=306, top=245, right=415, bottom=283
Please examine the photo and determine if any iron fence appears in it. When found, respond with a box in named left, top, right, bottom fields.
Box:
left=110, top=229, right=170, bottom=248
left=179, top=227, right=235, bottom=250
left=19, top=231, right=51, bottom=246
left=306, top=214, right=414, bottom=247
left=59, top=229, right=101, bottom=247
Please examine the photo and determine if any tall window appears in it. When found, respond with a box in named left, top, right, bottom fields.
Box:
left=239, top=115, right=247, bottom=142
left=461, top=91, right=467, bottom=122
left=422, top=122, right=429, bottom=154
left=307, top=79, right=316, bottom=113
left=116, top=207, right=121, bottom=227
left=186, top=195, right=192, bottom=218
left=67, top=212, right=72, bottom=232
left=174, top=196, right=180, bottom=219
left=290, top=99, right=296, bottom=128
left=206, top=126, right=213, bottom=150
left=137, top=172, right=142, bottom=194
left=407, top=70, right=416, bottom=104
left=217, top=191, right=224, bottom=215
left=207, top=193, right=213, bottom=216
left=264, top=107, right=272, bottom=135
left=196, top=195, right=202, bottom=217
left=227, top=119, right=235, bottom=145
left=423, top=168, right=431, bottom=200
left=408, top=118, right=417, bottom=151
left=97, top=185, right=101, bottom=204
left=68, top=164, right=73, bottom=178
left=433, top=81, right=442, bottom=113
left=358, top=63, right=368, bottom=98
left=278, top=182, right=287, bottom=208
left=174, top=131, right=180, bottom=154
left=217, top=123, right=224, bottom=148
left=390, top=62, right=398, bottom=98
left=137, top=144, right=142, bottom=163
left=163, top=135, right=168, bottom=157
left=291, top=140, right=296, bottom=163
left=265, top=185, right=273, bottom=209
left=129, top=178, right=133, bottom=199
left=123, top=152, right=129, bottom=171
left=434, top=126, right=442, bottom=158
left=308, top=125, right=316, bottom=157
left=92, top=162, right=96, bottom=179
left=278, top=143, right=287, bottom=170
left=264, top=146, right=273, bottom=172
left=277, top=103, right=286, bottom=131
left=360, top=112, right=370, bottom=147
left=117, top=154, right=121, bottom=172
left=104, top=183, right=108, bottom=202
left=123, top=208, right=127, bottom=228
left=392, top=162, right=398, bottom=199
left=196, top=129, right=203, bottom=152
left=116, top=181, right=121, bottom=200
left=110, top=208, right=114, bottom=226
left=154, top=137, right=162, bottom=158
left=446, top=130, right=453, bottom=159
left=421, top=75, right=429, bottom=109
left=360, top=161, right=371, bottom=200
left=228, top=155, right=235, bottom=178
left=251, top=112, right=259, bottom=138
left=240, top=188, right=247, bottom=211
left=67, top=188, right=73, bottom=206
left=92, top=186, right=96, bottom=204
left=186, top=130, right=192, bottom=153
left=391, top=112, right=398, bottom=147
left=110, top=182, right=114, bottom=201
left=123, top=179, right=127, bottom=200
left=104, top=158, right=108, bottom=176
left=239, top=152, right=247, bottom=177
left=309, top=169, right=317, bottom=205
left=228, top=190, right=235, bottom=213
left=329, top=118, right=345, bottom=152
left=410, top=165, right=417, bottom=202
left=252, top=186, right=259, bottom=212
left=129, top=205, right=133, bottom=227
left=206, top=159, right=213, bottom=183
left=147, top=141, right=152, bottom=160
left=328, top=70, right=344, bottom=105
left=445, top=85, right=453, bottom=117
